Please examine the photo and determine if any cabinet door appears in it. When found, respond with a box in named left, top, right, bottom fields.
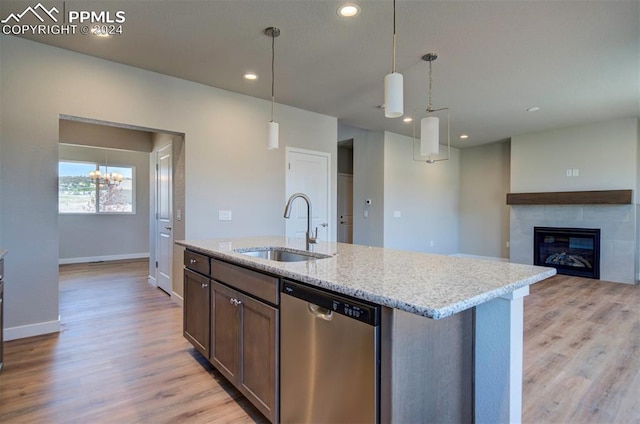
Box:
left=239, top=293, right=278, bottom=423
left=210, top=281, right=240, bottom=383
left=183, top=269, right=210, bottom=357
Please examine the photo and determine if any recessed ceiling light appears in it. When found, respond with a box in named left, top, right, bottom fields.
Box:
left=338, top=4, right=361, bottom=17
left=403, top=117, right=413, bottom=123
left=527, top=106, right=540, bottom=112
left=243, top=72, right=258, bottom=80
left=460, top=134, right=469, bottom=139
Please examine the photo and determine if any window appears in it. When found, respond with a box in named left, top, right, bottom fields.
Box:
left=59, top=161, right=135, bottom=214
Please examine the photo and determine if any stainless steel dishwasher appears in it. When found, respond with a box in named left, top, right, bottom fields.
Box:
left=280, top=279, right=380, bottom=424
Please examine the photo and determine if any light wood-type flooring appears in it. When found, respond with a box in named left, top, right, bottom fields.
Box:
left=0, top=259, right=638, bottom=423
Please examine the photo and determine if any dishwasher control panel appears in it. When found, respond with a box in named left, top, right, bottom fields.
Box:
left=282, top=280, right=380, bottom=326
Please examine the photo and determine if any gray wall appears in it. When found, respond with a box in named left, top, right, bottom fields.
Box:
left=58, top=144, right=150, bottom=262
left=338, top=124, right=385, bottom=247
left=511, top=118, right=638, bottom=195
left=459, top=141, right=511, bottom=259
left=337, top=144, right=354, bottom=174
left=59, top=119, right=153, bottom=152
left=383, top=132, right=460, bottom=254
left=0, top=35, right=337, bottom=336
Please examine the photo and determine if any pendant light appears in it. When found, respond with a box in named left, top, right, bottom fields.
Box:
left=384, top=0, right=403, bottom=118
left=265, top=26, right=280, bottom=150
left=413, top=53, right=450, bottom=163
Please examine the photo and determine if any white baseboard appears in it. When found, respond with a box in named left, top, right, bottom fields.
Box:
left=148, top=275, right=157, bottom=287
left=172, top=292, right=183, bottom=307
left=450, top=253, right=509, bottom=262
left=59, top=253, right=149, bottom=265
left=4, top=316, right=61, bottom=341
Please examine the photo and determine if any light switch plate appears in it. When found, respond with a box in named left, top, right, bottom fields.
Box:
left=218, top=210, right=232, bottom=221
left=393, top=211, right=401, bottom=218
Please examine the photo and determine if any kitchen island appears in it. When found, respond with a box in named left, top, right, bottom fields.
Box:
left=177, top=236, right=556, bottom=423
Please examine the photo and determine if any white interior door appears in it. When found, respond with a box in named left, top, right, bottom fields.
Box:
left=156, top=144, right=172, bottom=295
left=337, top=173, right=353, bottom=244
left=285, top=148, right=331, bottom=242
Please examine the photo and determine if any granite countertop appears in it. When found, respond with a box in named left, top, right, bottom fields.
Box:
left=176, top=236, right=556, bottom=320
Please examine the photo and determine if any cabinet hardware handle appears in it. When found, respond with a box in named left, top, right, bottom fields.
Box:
left=229, top=298, right=242, bottom=306
left=190, top=259, right=197, bottom=264
left=201, top=283, right=208, bottom=289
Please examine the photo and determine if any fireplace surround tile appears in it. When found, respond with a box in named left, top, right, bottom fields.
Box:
left=543, top=205, right=583, bottom=221
left=509, top=204, right=637, bottom=284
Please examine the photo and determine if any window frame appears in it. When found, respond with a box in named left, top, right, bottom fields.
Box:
left=58, top=159, right=136, bottom=215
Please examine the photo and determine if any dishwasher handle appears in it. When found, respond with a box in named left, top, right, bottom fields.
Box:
left=308, top=303, right=333, bottom=321
left=282, top=279, right=380, bottom=326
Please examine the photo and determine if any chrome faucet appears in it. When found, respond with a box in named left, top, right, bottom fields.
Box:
left=283, top=193, right=317, bottom=251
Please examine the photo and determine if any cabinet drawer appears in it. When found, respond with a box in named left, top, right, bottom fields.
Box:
left=211, top=259, right=279, bottom=305
left=184, top=250, right=210, bottom=276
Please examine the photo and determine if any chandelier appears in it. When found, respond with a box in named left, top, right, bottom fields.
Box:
left=88, top=151, right=123, bottom=186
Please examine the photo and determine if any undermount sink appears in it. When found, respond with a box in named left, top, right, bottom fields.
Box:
left=235, top=247, right=332, bottom=262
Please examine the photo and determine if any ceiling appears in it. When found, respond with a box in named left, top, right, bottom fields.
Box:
left=2, top=0, right=639, bottom=148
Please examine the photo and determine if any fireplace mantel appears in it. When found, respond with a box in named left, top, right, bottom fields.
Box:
left=506, top=189, right=632, bottom=205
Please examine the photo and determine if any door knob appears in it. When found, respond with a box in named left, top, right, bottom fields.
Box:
left=165, top=226, right=172, bottom=230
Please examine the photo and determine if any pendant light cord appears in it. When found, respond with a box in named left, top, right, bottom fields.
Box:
left=392, top=0, right=396, bottom=73
left=428, top=59, right=433, bottom=111
left=271, top=32, right=275, bottom=122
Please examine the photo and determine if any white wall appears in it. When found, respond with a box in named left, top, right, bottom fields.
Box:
left=338, top=124, right=384, bottom=247
left=58, top=144, right=150, bottom=262
left=0, top=35, right=337, bottom=337
left=459, top=141, right=511, bottom=259
left=383, top=132, right=460, bottom=254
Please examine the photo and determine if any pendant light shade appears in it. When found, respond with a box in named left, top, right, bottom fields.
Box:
left=265, top=26, right=280, bottom=150
left=385, top=72, right=403, bottom=118
left=412, top=53, right=450, bottom=164
left=420, top=116, right=439, bottom=155
left=267, top=121, right=279, bottom=150
left=384, top=0, right=403, bottom=118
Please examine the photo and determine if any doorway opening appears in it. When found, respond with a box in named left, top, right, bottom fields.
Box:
left=58, top=116, right=185, bottom=301
left=337, top=139, right=353, bottom=244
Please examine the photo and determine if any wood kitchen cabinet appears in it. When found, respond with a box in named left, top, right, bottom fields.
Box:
left=210, top=280, right=278, bottom=423
left=183, top=251, right=279, bottom=423
left=183, top=268, right=210, bottom=358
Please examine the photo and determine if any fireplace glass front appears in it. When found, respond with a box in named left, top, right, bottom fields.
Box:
left=534, top=227, right=600, bottom=279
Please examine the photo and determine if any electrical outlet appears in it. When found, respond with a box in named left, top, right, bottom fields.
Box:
left=572, top=169, right=579, bottom=177
left=364, top=210, right=369, bottom=218
left=176, top=209, right=182, bottom=221
left=393, top=211, right=401, bottom=218
left=506, top=241, right=510, bottom=248
left=430, top=240, right=434, bottom=247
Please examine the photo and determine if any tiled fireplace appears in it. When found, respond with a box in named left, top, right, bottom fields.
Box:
left=510, top=204, right=637, bottom=284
